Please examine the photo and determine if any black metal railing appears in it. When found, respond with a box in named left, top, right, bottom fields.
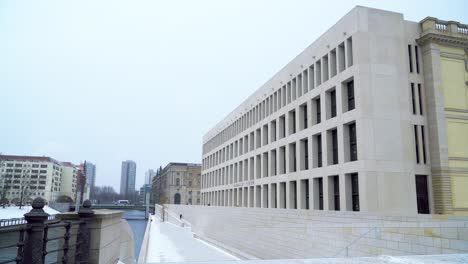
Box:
left=0, top=198, right=94, bottom=264
left=0, top=216, right=56, bottom=227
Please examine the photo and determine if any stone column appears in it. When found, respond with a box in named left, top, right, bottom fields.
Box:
left=418, top=41, right=453, bottom=214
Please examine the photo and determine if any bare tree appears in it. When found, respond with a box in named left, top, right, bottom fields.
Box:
left=94, top=186, right=120, bottom=203
left=18, top=165, right=32, bottom=209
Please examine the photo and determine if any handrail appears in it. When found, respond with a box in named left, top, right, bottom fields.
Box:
left=0, top=215, right=56, bottom=227
left=333, top=226, right=379, bottom=257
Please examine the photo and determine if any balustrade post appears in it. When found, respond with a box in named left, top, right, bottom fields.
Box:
left=22, top=197, right=49, bottom=264
left=76, top=200, right=94, bottom=263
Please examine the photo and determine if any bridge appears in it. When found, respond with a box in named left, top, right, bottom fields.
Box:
left=69, top=204, right=154, bottom=211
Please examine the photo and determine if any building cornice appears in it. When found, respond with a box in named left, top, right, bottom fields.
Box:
left=417, top=33, right=468, bottom=49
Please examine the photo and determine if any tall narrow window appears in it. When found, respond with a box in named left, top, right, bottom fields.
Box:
left=351, top=173, right=359, bottom=211
left=338, top=42, right=345, bottom=72
left=316, top=60, right=322, bottom=86
left=415, top=175, right=430, bottom=214
left=347, top=81, right=355, bottom=111
left=289, top=181, right=297, bottom=209
left=300, top=103, right=308, bottom=130
left=270, top=120, right=277, bottom=142
left=322, top=55, right=329, bottom=82
left=349, top=123, right=357, bottom=161
left=421, top=126, right=427, bottom=164
left=331, top=90, right=337, bottom=118
left=332, top=176, right=340, bottom=211
left=331, top=129, right=338, bottom=165
left=288, top=110, right=296, bottom=135
left=300, top=179, right=309, bottom=209
left=303, top=69, right=309, bottom=94
left=418, top=84, right=423, bottom=115
left=411, top=83, right=416, bottom=114
left=279, top=115, right=286, bottom=139
left=313, top=97, right=321, bottom=124
left=346, top=37, right=353, bottom=67
left=289, top=143, right=297, bottom=173
left=408, top=45, right=413, bottom=73
left=279, top=146, right=286, bottom=174
left=415, top=46, right=420, bottom=74
left=317, top=134, right=322, bottom=167
left=300, top=138, right=309, bottom=171
left=318, top=178, right=323, bottom=210
left=414, top=125, right=420, bottom=164
left=327, top=89, right=337, bottom=119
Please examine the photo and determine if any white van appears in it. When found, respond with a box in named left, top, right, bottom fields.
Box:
left=115, top=200, right=130, bottom=205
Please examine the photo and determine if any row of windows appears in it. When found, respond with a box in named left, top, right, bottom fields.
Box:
left=3, top=185, right=46, bottom=190
left=2, top=180, right=47, bottom=185
left=6, top=191, right=45, bottom=196
left=203, top=79, right=356, bottom=171
left=3, top=163, right=49, bottom=168
left=202, top=122, right=357, bottom=188
left=202, top=173, right=360, bottom=212
left=4, top=169, right=48, bottom=173
left=2, top=175, right=47, bottom=179
left=203, top=37, right=354, bottom=155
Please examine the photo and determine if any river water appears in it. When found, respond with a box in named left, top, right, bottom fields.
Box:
left=122, top=209, right=148, bottom=259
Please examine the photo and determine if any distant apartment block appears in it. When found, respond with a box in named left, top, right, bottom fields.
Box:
left=120, top=160, right=137, bottom=202
left=85, top=161, right=96, bottom=199
left=152, top=163, right=201, bottom=205
left=201, top=7, right=468, bottom=215
left=0, top=155, right=86, bottom=203
left=145, top=169, right=156, bottom=185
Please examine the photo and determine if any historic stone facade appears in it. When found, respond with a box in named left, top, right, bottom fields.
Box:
left=152, top=163, right=201, bottom=205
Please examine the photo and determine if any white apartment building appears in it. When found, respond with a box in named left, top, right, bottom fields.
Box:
left=0, top=155, right=65, bottom=203
left=0, top=155, right=84, bottom=204
left=201, top=7, right=437, bottom=214
left=61, top=162, right=78, bottom=200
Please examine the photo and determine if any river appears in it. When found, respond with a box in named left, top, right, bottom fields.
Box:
left=122, top=209, right=148, bottom=259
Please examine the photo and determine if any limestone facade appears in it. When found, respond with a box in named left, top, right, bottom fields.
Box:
left=200, top=6, right=468, bottom=215
left=153, top=163, right=201, bottom=205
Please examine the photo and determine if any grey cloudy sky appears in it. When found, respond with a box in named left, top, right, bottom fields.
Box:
left=1, top=0, right=467, bottom=191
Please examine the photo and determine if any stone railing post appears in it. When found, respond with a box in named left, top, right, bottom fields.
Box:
left=76, top=200, right=94, bottom=263
left=23, top=197, right=49, bottom=264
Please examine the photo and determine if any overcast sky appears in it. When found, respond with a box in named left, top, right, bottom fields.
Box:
left=1, top=0, right=466, bottom=191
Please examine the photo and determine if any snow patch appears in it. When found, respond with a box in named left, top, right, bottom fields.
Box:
left=0, top=206, right=59, bottom=220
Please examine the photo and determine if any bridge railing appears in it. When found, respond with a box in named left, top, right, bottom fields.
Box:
left=0, top=197, right=94, bottom=264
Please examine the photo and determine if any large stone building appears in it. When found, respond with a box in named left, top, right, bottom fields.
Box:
left=152, top=163, right=201, bottom=205
left=120, top=160, right=136, bottom=202
left=0, top=155, right=87, bottom=204
left=201, top=7, right=468, bottom=215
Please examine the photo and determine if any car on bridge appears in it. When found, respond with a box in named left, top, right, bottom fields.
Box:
left=114, top=200, right=130, bottom=205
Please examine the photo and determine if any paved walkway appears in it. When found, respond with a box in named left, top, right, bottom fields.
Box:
left=146, top=215, right=238, bottom=263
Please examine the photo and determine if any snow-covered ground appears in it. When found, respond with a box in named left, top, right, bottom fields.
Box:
left=146, top=254, right=468, bottom=264
left=0, top=206, right=59, bottom=219
left=146, top=215, right=238, bottom=263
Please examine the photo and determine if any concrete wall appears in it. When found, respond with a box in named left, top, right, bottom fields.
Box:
left=57, top=209, right=134, bottom=264
left=166, top=205, right=468, bottom=259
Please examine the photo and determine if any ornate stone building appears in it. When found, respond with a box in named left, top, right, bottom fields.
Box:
left=152, top=163, right=201, bottom=205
